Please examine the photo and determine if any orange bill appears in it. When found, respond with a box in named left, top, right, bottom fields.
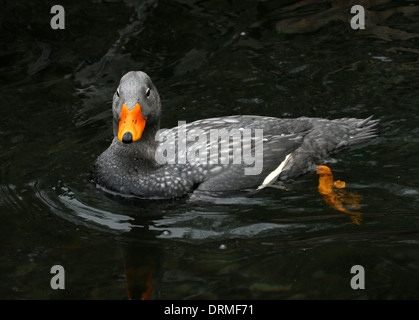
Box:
left=118, top=103, right=146, bottom=142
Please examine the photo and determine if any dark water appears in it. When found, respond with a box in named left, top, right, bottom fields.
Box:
left=1, top=0, right=418, bottom=299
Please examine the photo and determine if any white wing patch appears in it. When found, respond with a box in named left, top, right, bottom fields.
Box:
left=257, top=153, right=292, bottom=190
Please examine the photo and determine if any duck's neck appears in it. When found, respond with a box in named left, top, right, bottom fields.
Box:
left=114, top=121, right=160, bottom=165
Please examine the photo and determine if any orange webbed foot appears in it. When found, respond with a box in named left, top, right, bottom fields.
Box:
left=316, top=165, right=363, bottom=225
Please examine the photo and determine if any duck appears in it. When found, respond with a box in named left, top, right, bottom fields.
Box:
left=94, top=71, right=378, bottom=199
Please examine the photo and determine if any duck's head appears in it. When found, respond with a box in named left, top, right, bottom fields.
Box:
left=112, top=71, right=161, bottom=144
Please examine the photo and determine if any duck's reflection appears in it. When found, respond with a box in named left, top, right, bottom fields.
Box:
left=124, top=245, right=156, bottom=300
left=120, top=166, right=368, bottom=299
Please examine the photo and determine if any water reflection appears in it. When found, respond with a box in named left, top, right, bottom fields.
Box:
left=274, top=0, right=419, bottom=41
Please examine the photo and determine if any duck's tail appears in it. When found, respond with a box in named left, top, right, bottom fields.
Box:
left=278, top=116, right=379, bottom=181
left=334, top=116, right=379, bottom=149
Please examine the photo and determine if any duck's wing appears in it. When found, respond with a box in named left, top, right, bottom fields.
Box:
left=195, top=131, right=305, bottom=191
left=156, top=116, right=314, bottom=191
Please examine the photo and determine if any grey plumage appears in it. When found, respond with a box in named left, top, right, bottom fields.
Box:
left=94, top=71, right=379, bottom=199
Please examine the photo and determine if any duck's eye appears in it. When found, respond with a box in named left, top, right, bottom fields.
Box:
left=146, top=88, right=151, bottom=98
left=116, top=88, right=120, bottom=98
